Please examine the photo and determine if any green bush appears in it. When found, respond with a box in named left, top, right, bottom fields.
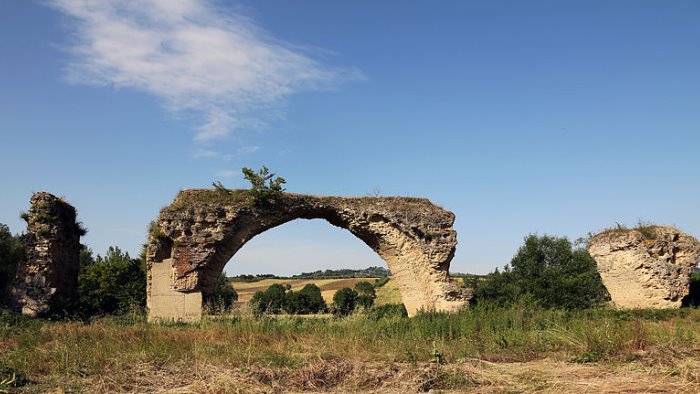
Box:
left=365, top=303, right=408, bottom=320
left=76, top=246, right=146, bottom=317
left=251, top=283, right=326, bottom=315
left=473, top=234, right=609, bottom=310
left=682, top=271, right=700, bottom=307
left=242, top=166, right=286, bottom=206
left=354, top=281, right=376, bottom=309
left=251, top=284, right=288, bottom=315
left=332, top=287, right=358, bottom=316
left=203, top=274, right=238, bottom=315
left=0, top=224, right=24, bottom=304
left=285, top=284, right=327, bottom=314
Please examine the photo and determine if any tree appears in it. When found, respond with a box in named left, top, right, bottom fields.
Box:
left=354, top=281, right=376, bottom=309
left=285, top=283, right=326, bottom=314
left=250, top=283, right=287, bottom=315
left=332, top=287, right=358, bottom=316
left=0, top=224, right=24, bottom=303
left=473, top=234, right=609, bottom=309
left=242, top=166, right=286, bottom=206
left=77, top=246, right=146, bottom=317
left=203, top=273, right=238, bottom=314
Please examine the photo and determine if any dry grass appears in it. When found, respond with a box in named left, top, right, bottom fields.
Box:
left=4, top=307, right=700, bottom=392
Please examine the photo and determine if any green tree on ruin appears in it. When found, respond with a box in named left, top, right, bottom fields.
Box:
left=242, top=166, right=286, bottom=206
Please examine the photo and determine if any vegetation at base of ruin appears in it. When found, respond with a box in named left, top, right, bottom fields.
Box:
left=0, top=225, right=25, bottom=306
left=3, top=306, right=700, bottom=391
left=471, top=234, right=610, bottom=310
left=682, top=271, right=700, bottom=307
left=74, top=247, right=146, bottom=318
left=242, top=165, right=287, bottom=207
left=203, top=273, right=239, bottom=315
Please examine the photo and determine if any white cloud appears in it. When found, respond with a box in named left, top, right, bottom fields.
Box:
left=48, top=0, right=361, bottom=141
left=215, top=170, right=239, bottom=178
left=237, top=145, right=260, bottom=155
left=191, top=145, right=259, bottom=160
left=191, top=149, right=232, bottom=160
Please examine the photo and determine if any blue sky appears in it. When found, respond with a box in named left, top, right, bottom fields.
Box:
left=1, top=0, right=698, bottom=275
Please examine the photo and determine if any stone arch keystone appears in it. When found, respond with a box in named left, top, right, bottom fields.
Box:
left=146, top=189, right=471, bottom=322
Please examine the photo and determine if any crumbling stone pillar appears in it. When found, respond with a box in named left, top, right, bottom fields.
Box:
left=588, top=226, right=700, bottom=309
left=10, top=192, right=83, bottom=316
left=146, top=189, right=471, bottom=322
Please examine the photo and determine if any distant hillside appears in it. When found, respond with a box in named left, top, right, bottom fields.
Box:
left=229, top=266, right=391, bottom=282
left=293, top=266, right=390, bottom=279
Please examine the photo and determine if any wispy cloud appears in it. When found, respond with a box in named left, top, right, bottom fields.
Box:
left=48, top=0, right=361, bottom=141
left=215, top=170, right=239, bottom=178
left=191, top=145, right=259, bottom=160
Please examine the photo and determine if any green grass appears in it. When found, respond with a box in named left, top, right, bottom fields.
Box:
left=3, top=306, right=700, bottom=391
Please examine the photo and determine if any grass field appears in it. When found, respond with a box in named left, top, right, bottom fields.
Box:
left=3, top=306, right=700, bottom=392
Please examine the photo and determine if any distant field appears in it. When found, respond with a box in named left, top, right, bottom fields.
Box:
left=374, top=278, right=402, bottom=305
left=232, top=277, right=391, bottom=305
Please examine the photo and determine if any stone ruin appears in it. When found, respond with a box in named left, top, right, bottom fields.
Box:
left=8, top=189, right=700, bottom=321
left=146, top=189, right=471, bottom=322
left=10, top=192, right=83, bottom=316
left=588, top=226, right=700, bottom=309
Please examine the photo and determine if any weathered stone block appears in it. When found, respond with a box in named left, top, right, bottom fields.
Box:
left=588, top=226, right=700, bottom=309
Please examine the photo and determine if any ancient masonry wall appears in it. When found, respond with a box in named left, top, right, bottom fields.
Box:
left=588, top=226, right=700, bottom=309
left=10, top=192, right=83, bottom=316
left=146, top=189, right=471, bottom=322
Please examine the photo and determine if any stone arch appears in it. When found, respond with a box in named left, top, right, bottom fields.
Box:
left=146, top=189, right=470, bottom=322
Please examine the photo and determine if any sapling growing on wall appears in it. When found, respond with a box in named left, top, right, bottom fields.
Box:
left=242, top=165, right=286, bottom=206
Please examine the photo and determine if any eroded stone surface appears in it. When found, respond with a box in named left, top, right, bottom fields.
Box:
left=588, top=226, right=700, bottom=309
left=10, top=192, right=82, bottom=316
left=146, top=189, right=470, bottom=321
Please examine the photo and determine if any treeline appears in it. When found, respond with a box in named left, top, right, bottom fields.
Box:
left=293, top=266, right=390, bottom=279
left=231, top=266, right=391, bottom=283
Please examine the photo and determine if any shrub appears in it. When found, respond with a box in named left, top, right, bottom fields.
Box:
left=366, top=303, right=408, bottom=320
left=203, top=273, right=238, bottom=315
left=0, top=224, right=24, bottom=304
left=332, top=287, right=358, bottom=316
left=242, top=166, right=286, bottom=206
left=354, top=281, right=376, bottom=309
left=76, top=246, right=146, bottom=317
left=286, top=284, right=327, bottom=314
left=251, top=283, right=326, bottom=315
left=251, top=284, right=288, bottom=315
left=682, top=271, right=700, bottom=307
left=473, top=234, right=609, bottom=309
